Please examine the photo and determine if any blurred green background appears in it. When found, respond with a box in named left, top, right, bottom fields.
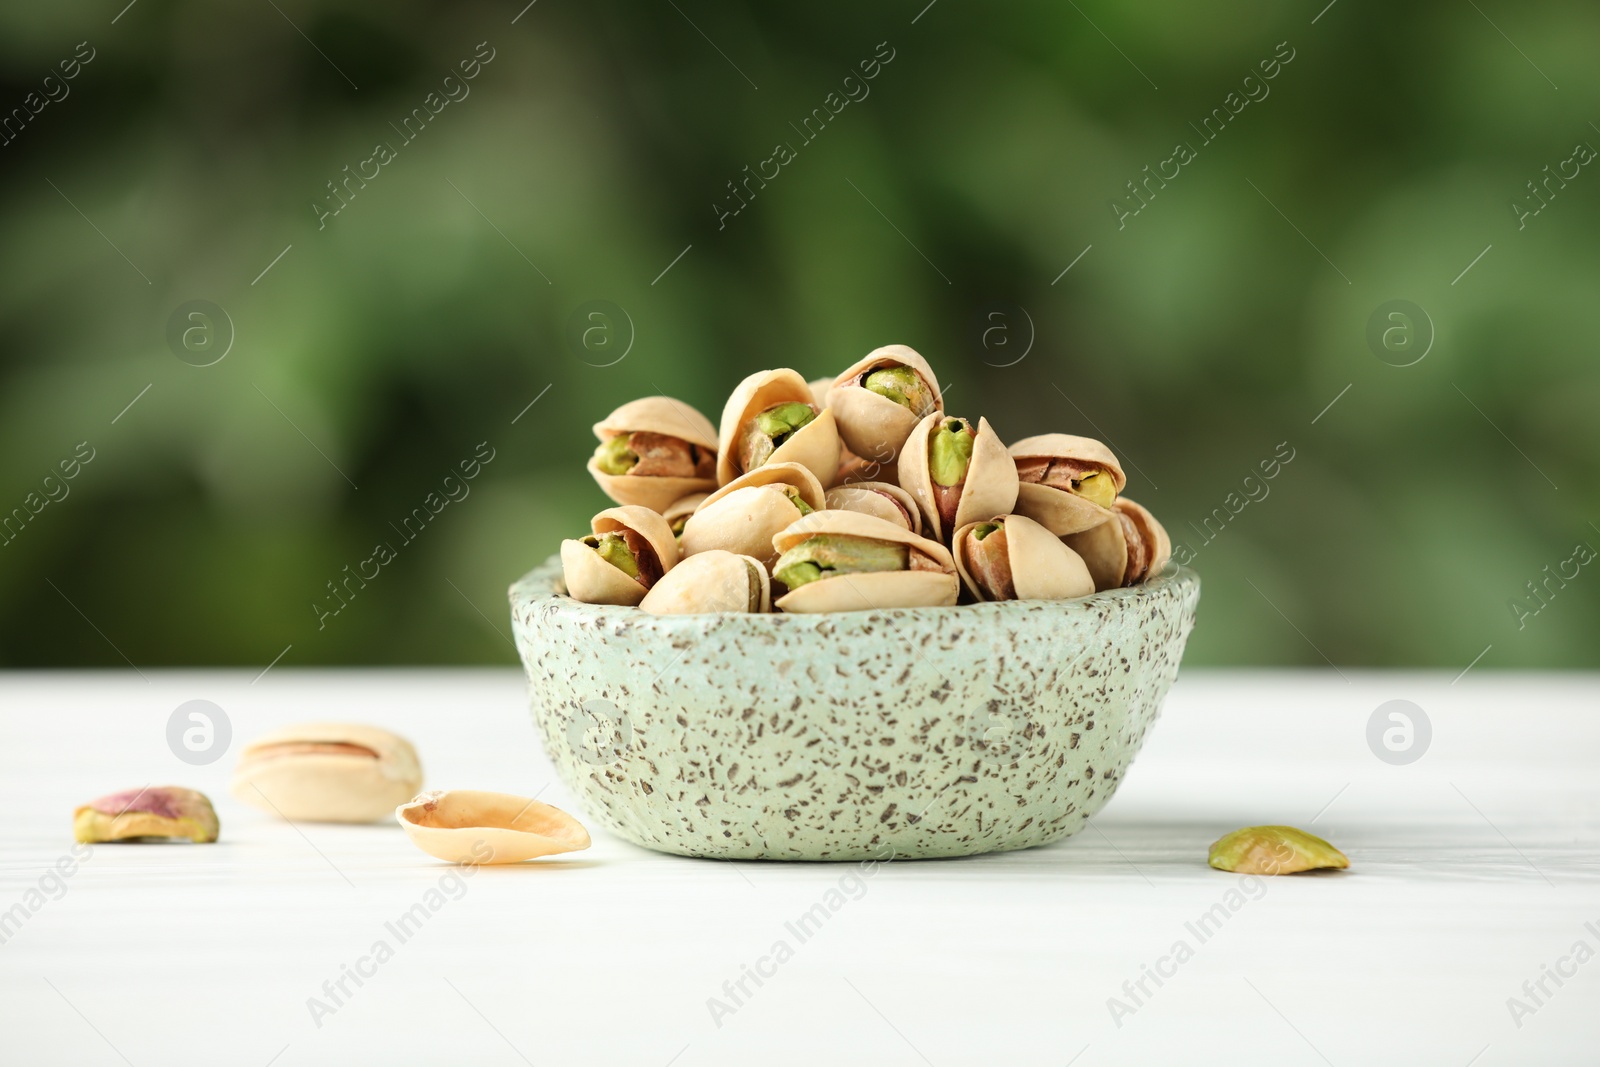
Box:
left=1, top=1, right=1595, bottom=670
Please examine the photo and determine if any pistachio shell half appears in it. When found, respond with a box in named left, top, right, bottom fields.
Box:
left=231, top=722, right=424, bottom=824
left=662, top=492, right=709, bottom=538
left=898, top=414, right=1019, bottom=542
left=640, top=550, right=772, bottom=614
left=1009, top=433, right=1128, bottom=536
left=1064, top=497, right=1172, bottom=590
left=561, top=505, right=679, bottom=606
left=952, top=514, right=1094, bottom=602
left=73, top=786, right=219, bottom=843
left=680, top=462, right=824, bottom=569
left=827, top=345, right=944, bottom=463
left=397, top=789, right=591, bottom=864
left=771, top=511, right=957, bottom=613
left=1208, top=825, right=1349, bottom=875
left=588, top=396, right=720, bottom=511
left=717, top=368, right=842, bottom=488
left=824, top=481, right=922, bottom=534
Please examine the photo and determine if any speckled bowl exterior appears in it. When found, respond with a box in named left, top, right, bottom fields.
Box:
left=509, top=555, right=1199, bottom=861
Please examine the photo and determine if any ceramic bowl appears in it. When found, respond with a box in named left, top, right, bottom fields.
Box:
left=509, top=555, right=1199, bottom=861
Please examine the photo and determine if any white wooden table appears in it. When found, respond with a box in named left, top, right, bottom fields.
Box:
left=1, top=669, right=1595, bottom=1066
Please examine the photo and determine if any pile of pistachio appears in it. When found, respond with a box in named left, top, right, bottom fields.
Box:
left=564, top=344, right=1171, bottom=614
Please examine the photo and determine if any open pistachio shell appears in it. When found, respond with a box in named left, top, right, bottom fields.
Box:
left=662, top=492, right=709, bottom=537
left=824, top=481, right=922, bottom=535
left=716, top=368, right=842, bottom=488
left=1061, top=514, right=1128, bottom=591
left=1118, top=497, right=1172, bottom=580
left=953, top=514, right=1094, bottom=602
left=680, top=462, right=825, bottom=568
left=807, top=376, right=834, bottom=408
left=1063, top=497, right=1171, bottom=590
left=827, top=345, right=944, bottom=462
left=898, top=414, right=1019, bottom=542
left=588, top=396, right=719, bottom=511
left=771, top=510, right=957, bottom=613
left=231, top=722, right=423, bottom=824
left=640, top=550, right=772, bottom=614
left=1009, top=433, right=1127, bottom=536
left=397, top=789, right=591, bottom=864
left=561, top=505, right=678, bottom=606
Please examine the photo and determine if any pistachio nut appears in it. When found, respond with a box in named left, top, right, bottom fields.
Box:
left=771, top=510, right=958, bottom=613
left=397, top=789, right=591, bottom=864
left=662, top=492, right=709, bottom=539
left=231, top=723, right=424, bottom=824
left=952, top=514, right=1094, bottom=602
left=1208, top=825, right=1349, bottom=875
left=587, top=396, right=720, bottom=512
left=640, top=550, right=772, bottom=614
left=716, top=368, right=842, bottom=488
left=561, top=505, right=679, bottom=606
left=1063, top=497, right=1173, bottom=591
left=680, top=462, right=825, bottom=569
left=1008, top=433, right=1127, bottom=536
left=827, top=345, right=944, bottom=463
left=74, top=786, right=219, bottom=843
left=824, top=481, right=922, bottom=535
left=898, top=414, right=1019, bottom=542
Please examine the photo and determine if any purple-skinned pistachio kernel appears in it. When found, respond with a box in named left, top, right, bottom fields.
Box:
left=73, top=785, right=220, bottom=843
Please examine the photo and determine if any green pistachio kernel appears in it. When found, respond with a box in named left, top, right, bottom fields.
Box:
left=755, top=402, right=818, bottom=444
left=929, top=420, right=975, bottom=487
left=782, top=486, right=814, bottom=516
left=585, top=533, right=639, bottom=578
left=1074, top=470, right=1116, bottom=509
left=595, top=435, right=639, bottom=476
left=863, top=365, right=932, bottom=413
left=971, top=522, right=1002, bottom=541
left=773, top=534, right=909, bottom=590
left=775, top=560, right=825, bottom=589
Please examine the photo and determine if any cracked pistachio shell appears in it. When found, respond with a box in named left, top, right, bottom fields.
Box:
left=1009, top=433, right=1128, bottom=536
left=898, top=414, right=1019, bottom=542
left=680, top=462, right=825, bottom=569
left=716, top=368, right=842, bottom=488
left=953, top=514, right=1094, bottom=602
left=587, top=396, right=719, bottom=512
left=1208, top=825, right=1349, bottom=875
left=231, top=723, right=423, bottom=824
left=397, top=789, right=591, bottom=864
left=640, top=550, right=772, bottom=614
left=824, top=481, right=922, bottom=535
left=827, top=345, right=944, bottom=461
left=74, top=786, right=219, bottom=843
left=833, top=443, right=901, bottom=487
left=561, top=505, right=678, bottom=606
left=771, top=510, right=957, bottom=613
left=1063, top=497, right=1172, bottom=591
left=663, top=492, right=709, bottom=534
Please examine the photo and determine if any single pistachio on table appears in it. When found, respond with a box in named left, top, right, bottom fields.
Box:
left=1008, top=434, right=1127, bottom=536
left=824, top=480, right=923, bottom=535
left=561, top=505, right=679, bottom=607
left=898, top=413, right=1019, bottom=542
left=771, top=511, right=958, bottom=612
left=952, top=514, right=1094, bottom=602
left=717, top=368, right=842, bottom=489
left=1063, top=497, right=1172, bottom=591
left=587, top=397, right=720, bottom=512
left=74, top=786, right=218, bottom=843
left=827, top=345, right=944, bottom=465
left=397, top=789, right=590, bottom=864
left=662, top=492, right=709, bottom=539
left=679, top=461, right=825, bottom=569
left=1208, top=825, right=1349, bottom=875
left=231, top=722, right=423, bottom=823
left=640, top=549, right=772, bottom=614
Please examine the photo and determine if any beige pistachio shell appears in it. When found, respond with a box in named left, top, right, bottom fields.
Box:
left=562, top=505, right=678, bottom=606
left=807, top=376, right=834, bottom=408
left=586, top=459, right=715, bottom=513
left=1008, top=434, right=1128, bottom=492
left=231, top=723, right=424, bottom=824
left=827, top=345, right=944, bottom=461
left=680, top=463, right=825, bottom=568
left=663, top=492, right=709, bottom=531
left=834, top=445, right=900, bottom=487
left=1063, top=497, right=1171, bottom=590
left=772, top=510, right=958, bottom=613
left=1008, top=434, right=1127, bottom=536
left=716, top=368, right=842, bottom=488
left=898, top=414, right=1020, bottom=542
left=592, top=396, right=719, bottom=450
left=397, top=789, right=590, bottom=864
left=1117, top=497, right=1172, bottom=579
left=824, top=481, right=922, bottom=535
left=953, top=514, right=1094, bottom=602
left=640, top=550, right=771, bottom=614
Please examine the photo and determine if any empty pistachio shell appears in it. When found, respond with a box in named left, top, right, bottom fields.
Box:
left=1009, top=434, right=1127, bottom=536
left=1064, top=497, right=1172, bottom=590
left=640, top=549, right=772, bottom=614
left=771, top=510, right=957, bottom=613
left=1208, top=825, right=1349, bottom=875
left=561, top=505, right=679, bottom=606
left=827, top=345, right=944, bottom=463
left=588, top=397, right=719, bottom=512
left=680, top=462, right=825, bottom=568
left=230, top=723, right=423, bottom=824
left=397, top=789, right=590, bottom=864
left=74, top=786, right=219, bottom=843
left=717, top=368, right=842, bottom=488
left=824, top=481, right=922, bottom=534
left=898, top=414, right=1019, bottom=542
left=953, top=514, right=1094, bottom=602
left=662, top=493, right=709, bottom=538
